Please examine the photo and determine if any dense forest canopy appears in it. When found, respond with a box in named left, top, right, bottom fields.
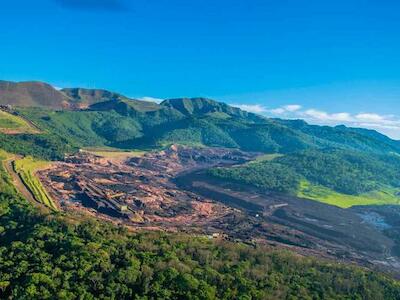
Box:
left=0, top=167, right=399, bottom=299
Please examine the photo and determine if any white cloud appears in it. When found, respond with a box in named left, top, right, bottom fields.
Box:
left=303, top=110, right=352, bottom=122
left=303, top=109, right=329, bottom=120
left=231, top=104, right=267, bottom=113
left=232, top=103, right=302, bottom=115
left=264, top=104, right=303, bottom=115
left=269, top=108, right=286, bottom=114
left=251, top=103, right=400, bottom=139
left=355, top=113, right=385, bottom=122
left=230, top=101, right=400, bottom=138
left=283, top=104, right=302, bottom=112
left=137, top=96, right=164, bottom=103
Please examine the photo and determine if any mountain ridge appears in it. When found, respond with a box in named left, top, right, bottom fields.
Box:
left=1, top=79, right=399, bottom=155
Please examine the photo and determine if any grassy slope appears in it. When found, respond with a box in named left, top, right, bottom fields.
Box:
left=13, top=156, right=57, bottom=210
left=0, top=110, right=39, bottom=134
left=298, top=180, right=400, bottom=208
left=81, top=147, right=147, bottom=159
left=247, top=153, right=284, bottom=164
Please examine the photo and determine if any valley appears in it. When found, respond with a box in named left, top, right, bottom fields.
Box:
left=32, top=144, right=400, bottom=276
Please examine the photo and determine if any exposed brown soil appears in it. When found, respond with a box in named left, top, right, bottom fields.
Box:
left=38, top=146, right=256, bottom=230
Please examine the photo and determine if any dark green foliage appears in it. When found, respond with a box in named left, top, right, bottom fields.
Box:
left=158, top=118, right=239, bottom=148
left=211, top=149, right=400, bottom=196
left=92, top=116, right=142, bottom=143
left=0, top=186, right=399, bottom=299
left=210, top=163, right=300, bottom=193
left=20, top=108, right=115, bottom=148
left=0, top=133, right=73, bottom=160
left=16, top=97, right=400, bottom=156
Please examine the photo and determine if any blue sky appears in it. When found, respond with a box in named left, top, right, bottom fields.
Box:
left=1, top=0, right=400, bottom=137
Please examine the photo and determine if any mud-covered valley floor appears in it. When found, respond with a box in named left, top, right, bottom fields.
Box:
left=38, top=145, right=400, bottom=276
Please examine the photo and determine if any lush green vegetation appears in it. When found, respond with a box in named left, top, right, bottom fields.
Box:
left=82, top=148, right=147, bottom=159
left=298, top=180, right=400, bottom=208
left=210, top=162, right=300, bottom=194
left=19, top=108, right=134, bottom=148
left=276, top=149, right=400, bottom=195
left=0, top=110, right=39, bottom=133
left=210, top=149, right=400, bottom=207
left=15, top=96, right=400, bottom=156
left=0, top=133, right=74, bottom=160
left=13, top=156, right=57, bottom=210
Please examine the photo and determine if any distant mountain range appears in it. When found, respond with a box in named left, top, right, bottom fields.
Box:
left=1, top=80, right=399, bottom=156
left=0, top=80, right=152, bottom=110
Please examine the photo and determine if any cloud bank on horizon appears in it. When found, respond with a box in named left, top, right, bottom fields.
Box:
left=231, top=103, right=400, bottom=140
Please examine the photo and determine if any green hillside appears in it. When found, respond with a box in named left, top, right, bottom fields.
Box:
left=209, top=148, right=400, bottom=207
left=10, top=96, right=400, bottom=158
left=0, top=81, right=397, bottom=156
left=0, top=110, right=39, bottom=134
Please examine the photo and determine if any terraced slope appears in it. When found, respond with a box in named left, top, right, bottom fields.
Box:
left=13, top=156, right=57, bottom=210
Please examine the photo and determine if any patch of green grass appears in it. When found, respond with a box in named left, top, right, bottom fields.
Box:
left=82, top=148, right=147, bottom=159
left=251, top=153, right=283, bottom=163
left=13, top=156, right=57, bottom=210
left=0, top=149, right=13, bottom=160
left=0, top=111, right=38, bottom=133
left=298, top=180, right=400, bottom=208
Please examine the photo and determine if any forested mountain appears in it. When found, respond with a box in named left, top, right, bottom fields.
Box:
left=0, top=80, right=397, bottom=153
left=0, top=80, right=394, bottom=156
